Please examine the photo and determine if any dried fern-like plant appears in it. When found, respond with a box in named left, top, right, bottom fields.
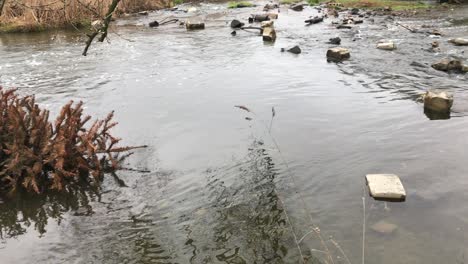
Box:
left=0, top=88, right=145, bottom=195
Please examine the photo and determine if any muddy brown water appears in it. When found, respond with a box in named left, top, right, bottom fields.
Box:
left=1, top=2, right=468, bottom=263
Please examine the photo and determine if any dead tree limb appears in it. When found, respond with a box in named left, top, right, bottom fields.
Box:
left=0, top=0, right=6, bottom=16
left=82, top=0, right=121, bottom=56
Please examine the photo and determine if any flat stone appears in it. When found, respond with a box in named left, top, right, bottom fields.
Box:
left=449, top=38, right=468, bottom=46
left=371, top=220, right=398, bottom=234
left=287, top=45, right=301, bottom=54
left=431, top=58, right=464, bottom=73
left=366, top=174, right=406, bottom=201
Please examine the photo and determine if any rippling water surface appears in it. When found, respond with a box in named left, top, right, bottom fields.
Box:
left=1, top=2, right=468, bottom=263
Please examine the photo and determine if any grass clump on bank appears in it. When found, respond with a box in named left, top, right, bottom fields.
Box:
left=0, top=88, right=144, bottom=195
left=0, top=0, right=170, bottom=33
left=228, top=1, right=254, bottom=8
left=280, top=0, right=302, bottom=4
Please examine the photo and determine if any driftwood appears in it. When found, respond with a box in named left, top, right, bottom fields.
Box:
left=240, top=26, right=263, bottom=34
left=82, top=0, right=121, bottom=56
left=396, top=22, right=417, bottom=33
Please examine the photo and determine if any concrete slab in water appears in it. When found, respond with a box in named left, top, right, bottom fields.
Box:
left=366, top=174, right=406, bottom=201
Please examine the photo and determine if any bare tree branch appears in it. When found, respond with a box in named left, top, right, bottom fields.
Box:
left=0, top=0, right=7, bottom=16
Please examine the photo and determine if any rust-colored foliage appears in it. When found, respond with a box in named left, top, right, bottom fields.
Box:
left=0, top=88, right=143, bottom=195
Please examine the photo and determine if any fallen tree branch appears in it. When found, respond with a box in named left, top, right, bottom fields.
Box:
left=0, top=0, right=7, bottom=16
left=396, top=22, right=416, bottom=33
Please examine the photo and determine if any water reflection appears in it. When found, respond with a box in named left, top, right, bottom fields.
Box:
left=0, top=184, right=97, bottom=238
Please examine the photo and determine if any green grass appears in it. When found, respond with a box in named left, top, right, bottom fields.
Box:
left=228, top=1, right=254, bottom=8
left=173, top=0, right=184, bottom=5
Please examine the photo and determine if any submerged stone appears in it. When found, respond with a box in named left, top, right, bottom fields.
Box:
left=422, top=90, right=453, bottom=113
left=371, top=220, right=398, bottom=235
left=366, top=174, right=406, bottom=201
left=328, top=37, right=341, bottom=45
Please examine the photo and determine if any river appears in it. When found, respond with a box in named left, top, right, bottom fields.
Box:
left=1, top=2, right=468, bottom=263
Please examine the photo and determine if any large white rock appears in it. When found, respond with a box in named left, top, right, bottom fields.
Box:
left=366, top=174, right=406, bottom=201
left=423, top=91, right=453, bottom=113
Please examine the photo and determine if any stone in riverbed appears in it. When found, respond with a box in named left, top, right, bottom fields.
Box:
left=267, top=13, right=279, bottom=19
left=377, top=41, right=396, bottom=50
left=286, top=45, right=301, bottom=54
left=422, top=90, right=453, bottom=113
left=371, top=220, right=398, bottom=235
left=262, top=27, right=276, bottom=42
left=366, top=174, right=406, bottom=201
left=328, top=37, right=341, bottom=45
left=290, top=3, right=304, bottom=11
left=231, top=19, right=244, bottom=28
left=251, top=14, right=270, bottom=22
left=264, top=3, right=279, bottom=10
left=326, top=47, right=350, bottom=61
left=448, top=38, right=468, bottom=46
left=149, top=21, right=159, bottom=27
left=431, top=58, right=464, bottom=73
left=261, top=20, right=274, bottom=28
left=186, top=20, right=205, bottom=30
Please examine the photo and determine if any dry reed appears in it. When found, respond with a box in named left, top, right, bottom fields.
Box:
left=0, top=0, right=171, bottom=32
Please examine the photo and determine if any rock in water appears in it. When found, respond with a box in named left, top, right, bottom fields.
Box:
left=448, top=38, right=468, bottom=46
left=431, top=58, right=465, bottom=73
left=261, top=20, right=274, bottom=28
left=267, top=13, right=279, bottom=19
left=287, top=45, right=301, bottom=54
left=264, top=3, right=278, bottom=10
left=371, top=220, right=398, bottom=235
left=290, top=3, right=304, bottom=11
left=251, top=14, right=270, bottom=22
left=366, top=174, right=406, bottom=201
left=305, top=16, right=324, bottom=24
left=231, top=31, right=237, bottom=36
left=231, top=19, right=244, bottom=28
left=138, top=11, right=149, bottom=16
left=186, top=20, right=205, bottom=30
left=149, top=21, right=159, bottom=27
left=329, top=37, right=341, bottom=45
left=262, top=27, right=276, bottom=42
left=377, top=41, right=396, bottom=50
left=326, top=47, right=350, bottom=61
left=351, top=8, right=360, bottom=15
left=423, top=91, right=453, bottom=113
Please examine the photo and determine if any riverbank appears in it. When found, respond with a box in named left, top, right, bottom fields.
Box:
left=0, top=0, right=171, bottom=33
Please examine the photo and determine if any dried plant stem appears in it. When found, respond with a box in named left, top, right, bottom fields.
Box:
left=362, top=196, right=366, bottom=264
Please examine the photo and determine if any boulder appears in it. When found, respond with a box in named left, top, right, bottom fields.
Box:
left=231, top=19, right=244, bottom=28
left=149, top=21, right=159, bottom=27
left=448, top=38, right=468, bottom=46
left=261, top=20, right=274, bottom=28
left=267, top=13, right=279, bottom=19
left=328, top=37, right=341, bottom=45
left=366, top=174, right=406, bottom=201
left=371, top=220, right=398, bottom=235
left=287, top=45, right=301, bottom=54
left=326, top=47, right=350, bottom=61
left=290, top=3, right=304, bottom=11
left=431, top=58, right=464, bottom=72
left=262, top=27, right=276, bottom=42
left=377, top=41, right=396, bottom=50
left=422, top=91, right=453, bottom=113
left=186, top=20, right=205, bottom=30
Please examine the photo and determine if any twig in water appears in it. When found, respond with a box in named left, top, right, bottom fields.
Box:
left=362, top=196, right=366, bottom=264
left=269, top=106, right=275, bottom=133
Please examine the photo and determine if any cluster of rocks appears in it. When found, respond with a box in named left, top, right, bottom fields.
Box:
left=432, top=58, right=468, bottom=73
